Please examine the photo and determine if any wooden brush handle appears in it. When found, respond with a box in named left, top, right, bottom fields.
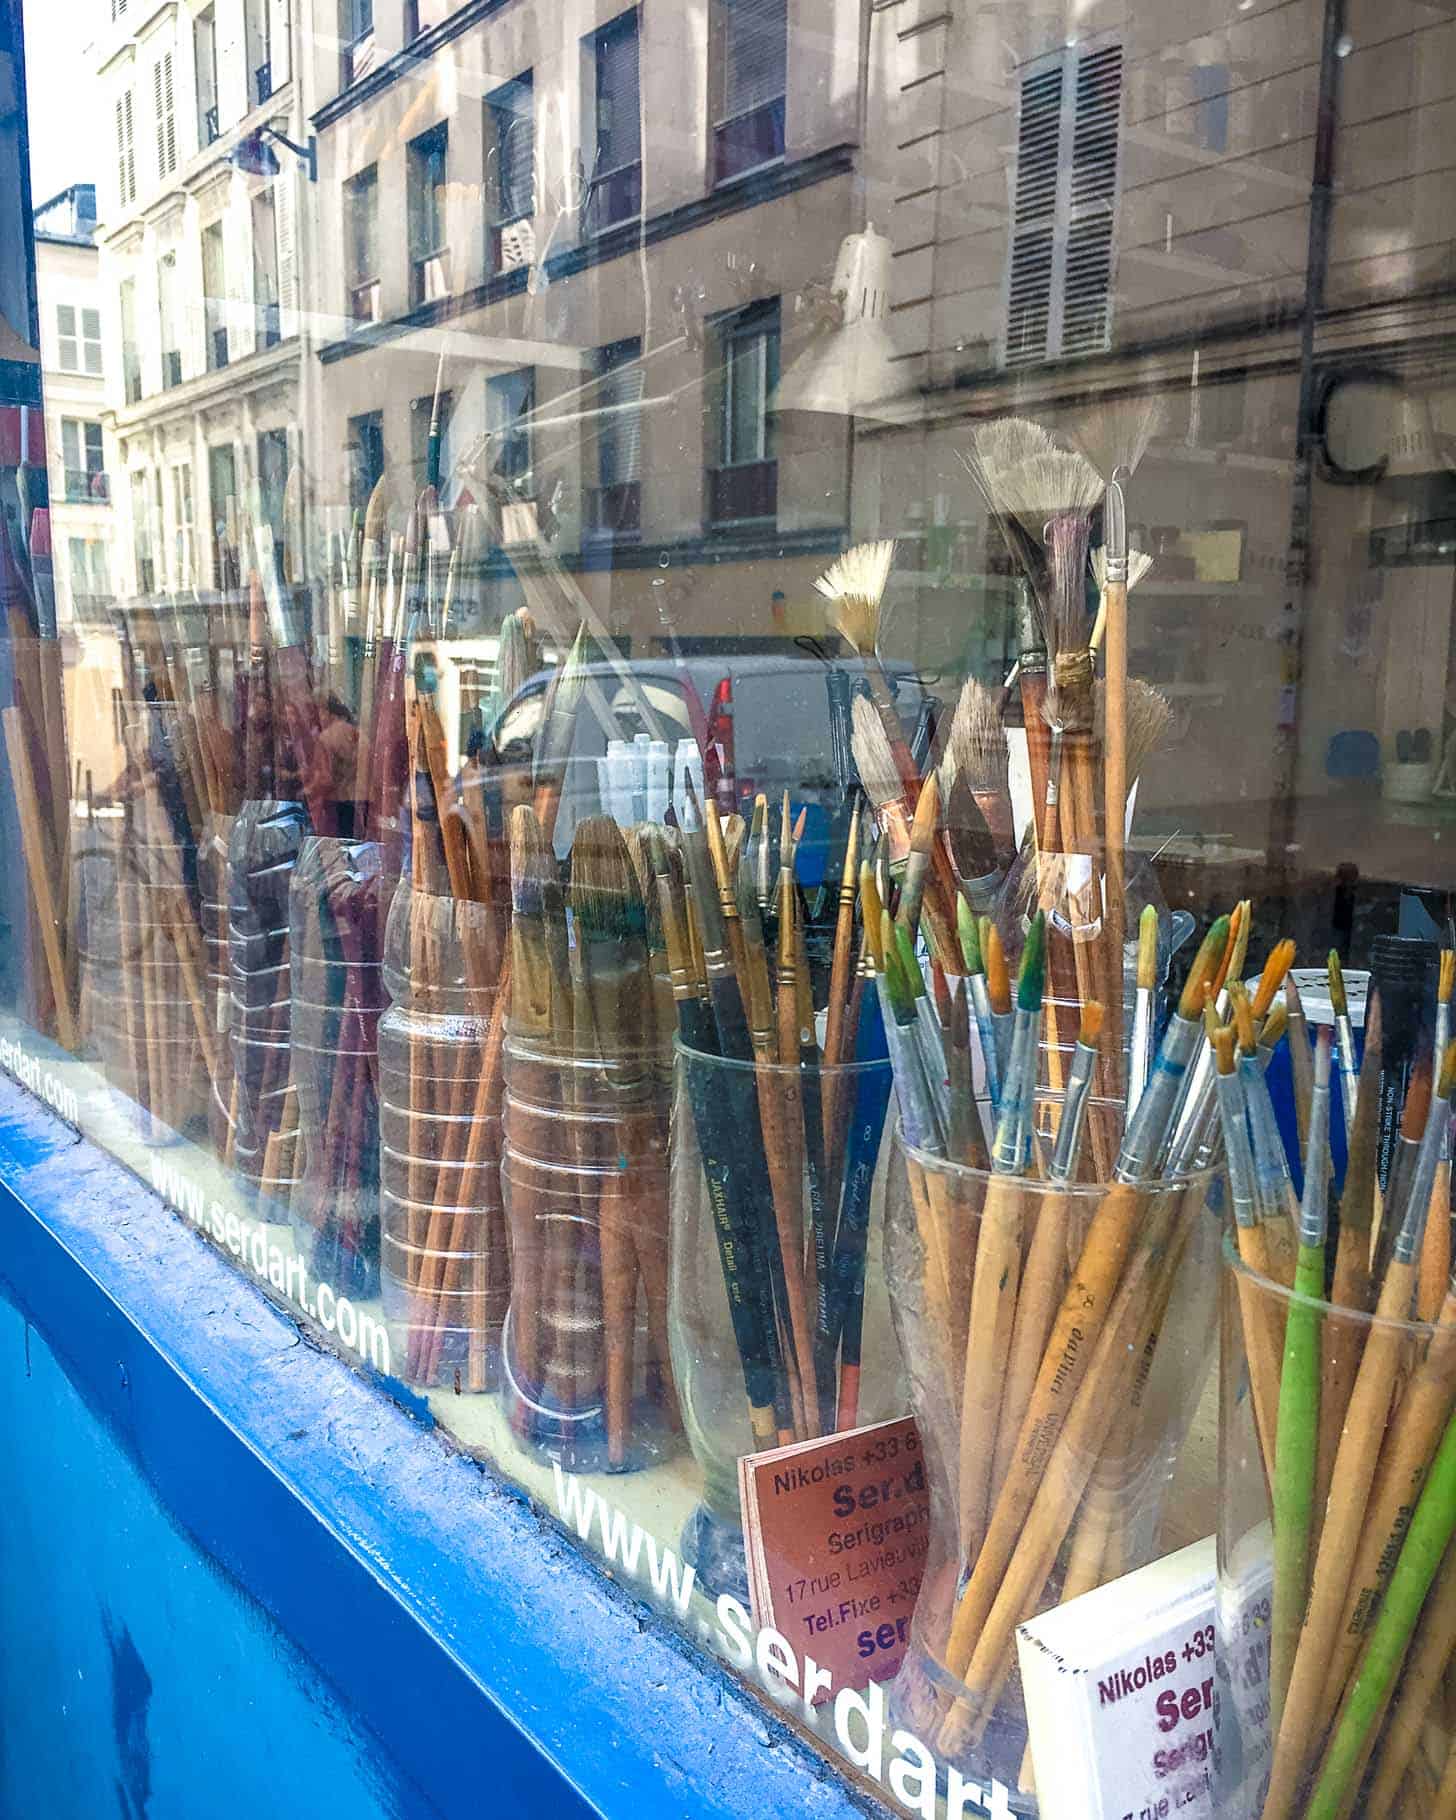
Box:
left=3, top=707, right=77, bottom=1051
left=957, top=1173, right=1023, bottom=1567
left=992, top=1186, right=1069, bottom=1505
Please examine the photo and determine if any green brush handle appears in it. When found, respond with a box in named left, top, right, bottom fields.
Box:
left=1270, top=1238, right=1324, bottom=1720
left=1305, top=1399, right=1456, bottom=1820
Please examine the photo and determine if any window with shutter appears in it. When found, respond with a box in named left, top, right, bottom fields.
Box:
left=487, top=74, right=534, bottom=223
left=154, top=53, right=176, bottom=180
left=1005, top=43, right=1121, bottom=366
left=81, top=309, right=103, bottom=375
left=585, top=13, right=641, bottom=234
left=56, top=305, right=78, bottom=371
left=587, top=338, right=644, bottom=540
left=713, top=0, right=786, bottom=184
left=116, top=89, right=136, bottom=206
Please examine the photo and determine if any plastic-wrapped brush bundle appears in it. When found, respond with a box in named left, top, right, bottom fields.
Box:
left=377, top=879, right=509, bottom=1392
left=227, top=798, right=310, bottom=1206
left=288, top=836, right=387, bottom=1302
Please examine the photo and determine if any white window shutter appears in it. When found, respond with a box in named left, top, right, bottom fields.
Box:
left=1005, top=44, right=1121, bottom=366
left=268, top=0, right=291, bottom=89
left=276, top=172, right=298, bottom=338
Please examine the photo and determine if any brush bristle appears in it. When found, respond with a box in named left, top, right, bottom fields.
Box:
left=1442, top=950, right=1455, bottom=1005
left=624, top=824, right=663, bottom=953
left=964, top=416, right=1058, bottom=489
left=1069, top=395, right=1162, bottom=483
left=1079, top=999, right=1104, bottom=1047
left=1261, top=1003, right=1288, bottom=1049
left=850, top=693, right=902, bottom=812
left=569, top=815, right=644, bottom=943
left=1252, top=939, right=1295, bottom=1020
left=910, top=773, right=939, bottom=855
left=882, top=912, right=914, bottom=1017
left=957, top=895, right=982, bottom=973
left=1092, top=546, right=1153, bottom=593
left=947, top=677, right=1010, bottom=798
left=893, top=920, right=924, bottom=1001
left=1017, top=911, right=1046, bottom=1013
left=510, top=804, right=556, bottom=920
left=1137, top=904, right=1159, bottom=992
left=496, top=610, right=534, bottom=705
left=984, top=921, right=1011, bottom=1014
left=1229, top=980, right=1256, bottom=1055
left=994, top=450, right=1106, bottom=539
left=814, top=541, right=896, bottom=653
left=1440, top=1040, right=1456, bottom=1104
left=1212, top=1023, right=1237, bottom=1074
left=1119, top=678, right=1176, bottom=784
left=1179, top=915, right=1231, bottom=1019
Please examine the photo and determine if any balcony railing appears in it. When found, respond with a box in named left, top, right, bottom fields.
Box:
left=202, top=103, right=220, bottom=146
left=708, top=460, right=777, bottom=528
left=253, top=61, right=272, bottom=106
left=64, top=470, right=111, bottom=505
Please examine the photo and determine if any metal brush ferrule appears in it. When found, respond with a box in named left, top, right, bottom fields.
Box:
left=1117, top=1011, right=1201, bottom=1182
left=1396, top=1094, right=1451, bottom=1265
left=992, top=1008, right=1036, bottom=1173
left=1213, top=1068, right=1258, bottom=1228
left=1049, top=1042, right=1097, bottom=1182
left=967, top=974, right=1001, bottom=1108
left=1238, top=1050, right=1291, bottom=1203
left=1104, top=478, right=1128, bottom=585
left=1128, top=989, right=1153, bottom=1120
left=1299, top=1073, right=1331, bottom=1248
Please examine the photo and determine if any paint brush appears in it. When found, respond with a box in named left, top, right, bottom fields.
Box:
left=1128, top=905, right=1159, bottom=1121
left=1049, top=999, right=1104, bottom=1184
left=958, top=896, right=1001, bottom=1114
left=946, top=676, right=1015, bottom=869
left=1329, top=949, right=1361, bottom=1147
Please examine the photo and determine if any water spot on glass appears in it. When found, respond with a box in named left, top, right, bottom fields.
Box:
left=1336, top=33, right=1353, bottom=55
left=658, top=550, right=671, bottom=568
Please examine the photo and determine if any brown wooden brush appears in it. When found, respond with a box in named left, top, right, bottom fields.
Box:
left=946, top=676, right=1015, bottom=871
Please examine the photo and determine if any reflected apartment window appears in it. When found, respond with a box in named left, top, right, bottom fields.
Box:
left=153, top=51, right=177, bottom=180
left=587, top=337, right=643, bottom=541
left=1005, top=42, right=1122, bottom=366
left=348, top=411, right=385, bottom=514
left=252, top=191, right=281, bottom=349
left=341, top=0, right=374, bottom=86
left=245, top=0, right=272, bottom=107
left=712, top=0, right=786, bottom=186
left=56, top=305, right=103, bottom=375
left=115, top=87, right=136, bottom=208
left=119, top=277, right=141, bottom=404
left=486, top=72, right=534, bottom=275
left=196, top=8, right=220, bottom=145
left=710, top=299, right=778, bottom=527
left=487, top=368, right=534, bottom=487
left=407, top=122, right=450, bottom=305
left=61, top=420, right=107, bottom=503
left=257, top=430, right=288, bottom=572
left=345, top=166, right=380, bottom=322
left=67, top=537, right=110, bottom=623
left=207, top=442, right=239, bottom=584
left=131, top=468, right=155, bottom=593
left=406, top=0, right=449, bottom=35
left=172, top=463, right=195, bottom=586
left=584, top=11, right=641, bottom=236
left=202, top=222, right=228, bottom=370
left=158, top=252, right=182, bottom=390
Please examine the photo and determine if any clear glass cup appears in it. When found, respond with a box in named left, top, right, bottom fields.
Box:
left=667, top=1040, right=904, bottom=1599
left=1215, top=1236, right=1455, bottom=1820
left=885, top=1123, right=1218, bottom=1805
left=377, top=878, right=507, bottom=1393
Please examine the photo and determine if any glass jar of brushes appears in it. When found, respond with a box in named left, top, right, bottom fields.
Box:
left=667, top=1040, right=904, bottom=1599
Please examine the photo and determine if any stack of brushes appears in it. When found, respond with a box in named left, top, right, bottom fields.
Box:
left=883, top=884, right=1294, bottom=1781
left=1224, top=948, right=1456, bottom=1820
left=666, top=786, right=896, bottom=1445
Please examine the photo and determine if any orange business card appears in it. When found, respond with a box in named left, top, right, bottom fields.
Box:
left=738, top=1416, right=930, bottom=1697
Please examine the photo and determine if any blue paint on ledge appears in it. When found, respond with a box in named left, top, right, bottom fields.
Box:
left=0, top=1078, right=877, bottom=1820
